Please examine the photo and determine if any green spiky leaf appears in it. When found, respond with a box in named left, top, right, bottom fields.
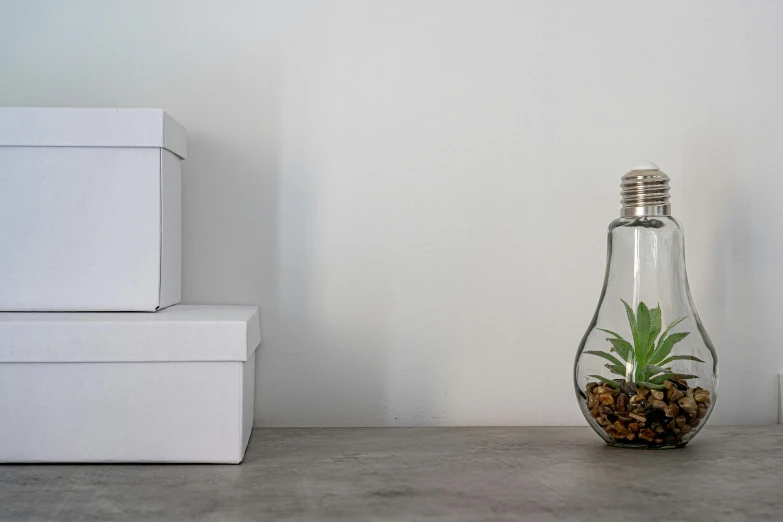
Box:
left=620, top=299, right=637, bottom=348
left=605, top=363, right=627, bottom=377
left=597, top=328, right=627, bottom=341
left=635, top=301, right=651, bottom=362
left=632, top=381, right=666, bottom=391
left=649, top=331, right=690, bottom=365
left=607, top=338, right=633, bottom=362
left=660, top=316, right=687, bottom=342
left=659, top=354, right=705, bottom=365
left=588, top=375, right=620, bottom=389
left=640, top=363, right=670, bottom=380
left=648, top=305, right=662, bottom=356
left=584, top=350, right=624, bottom=367
left=649, top=373, right=698, bottom=385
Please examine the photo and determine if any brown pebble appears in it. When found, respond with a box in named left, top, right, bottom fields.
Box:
left=694, top=393, right=710, bottom=404
left=686, top=388, right=694, bottom=398
left=596, top=415, right=611, bottom=427
left=675, top=415, right=686, bottom=428
left=628, top=422, right=639, bottom=432
left=587, top=394, right=596, bottom=409
left=681, top=424, right=693, bottom=434
left=664, top=380, right=673, bottom=389
left=637, top=387, right=651, bottom=397
left=620, top=381, right=637, bottom=396
left=650, top=399, right=666, bottom=410
left=666, top=387, right=684, bottom=401
left=615, top=393, right=628, bottom=412
left=651, top=389, right=665, bottom=400
left=629, top=394, right=646, bottom=404
left=663, top=403, right=680, bottom=417
left=612, top=421, right=632, bottom=439
left=598, top=393, right=615, bottom=405
left=678, top=396, right=698, bottom=414
left=602, top=406, right=613, bottom=415
left=586, top=382, right=598, bottom=393
left=629, top=412, right=646, bottom=422
left=697, top=405, right=709, bottom=419
left=654, top=438, right=664, bottom=444
left=638, top=428, right=656, bottom=442
left=690, top=416, right=701, bottom=427
left=616, top=412, right=632, bottom=422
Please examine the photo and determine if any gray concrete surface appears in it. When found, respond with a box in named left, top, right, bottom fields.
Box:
left=0, top=426, right=781, bottom=521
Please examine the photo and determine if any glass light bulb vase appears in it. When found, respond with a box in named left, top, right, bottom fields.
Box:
left=574, top=163, right=718, bottom=449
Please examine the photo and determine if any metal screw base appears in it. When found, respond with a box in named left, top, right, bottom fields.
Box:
left=620, top=162, right=671, bottom=217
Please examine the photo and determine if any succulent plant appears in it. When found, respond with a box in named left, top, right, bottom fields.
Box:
left=586, top=300, right=704, bottom=391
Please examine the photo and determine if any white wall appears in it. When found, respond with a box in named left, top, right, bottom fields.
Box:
left=2, top=0, right=782, bottom=426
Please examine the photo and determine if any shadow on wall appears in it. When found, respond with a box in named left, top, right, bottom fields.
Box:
left=182, top=131, right=271, bottom=304
left=172, top=32, right=414, bottom=428
left=181, top=105, right=287, bottom=424
left=685, top=130, right=783, bottom=425
left=251, top=131, right=395, bottom=427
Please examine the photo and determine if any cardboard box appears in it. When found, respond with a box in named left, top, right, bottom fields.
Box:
left=0, top=305, right=260, bottom=463
left=0, top=107, right=187, bottom=311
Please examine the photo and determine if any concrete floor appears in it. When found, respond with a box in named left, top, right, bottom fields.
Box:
left=0, top=426, right=781, bottom=521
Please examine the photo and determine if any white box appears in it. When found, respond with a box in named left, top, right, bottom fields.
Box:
left=0, top=305, right=260, bottom=463
left=0, top=107, right=187, bottom=311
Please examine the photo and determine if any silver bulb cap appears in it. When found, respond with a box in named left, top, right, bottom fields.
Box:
left=620, top=162, right=671, bottom=217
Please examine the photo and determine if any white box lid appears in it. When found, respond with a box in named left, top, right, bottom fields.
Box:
left=0, top=107, right=187, bottom=159
left=0, top=305, right=260, bottom=363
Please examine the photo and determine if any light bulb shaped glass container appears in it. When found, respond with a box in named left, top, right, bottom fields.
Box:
left=574, top=163, right=717, bottom=449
